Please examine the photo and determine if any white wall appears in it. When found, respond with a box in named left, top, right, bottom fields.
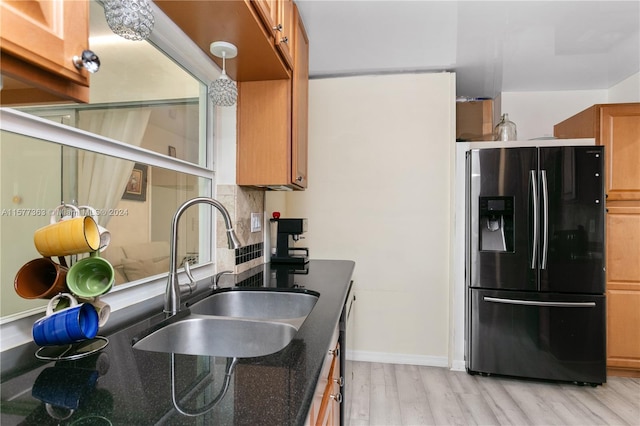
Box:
left=499, top=71, right=640, bottom=140
left=214, top=106, right=238, bottom=185
left=608, top=72, right=640, bottom=103
left=282, top=72, right=456, bottom=366
left=499, top=90, right=608, bottom=140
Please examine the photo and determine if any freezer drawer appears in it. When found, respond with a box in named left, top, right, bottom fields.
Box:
left=467, top=289, right=606, bottom=384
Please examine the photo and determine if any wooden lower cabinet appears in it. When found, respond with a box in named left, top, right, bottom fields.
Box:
left=606, top=202, right=640, bottom=376
left=306, top=328, right=341, bottom=426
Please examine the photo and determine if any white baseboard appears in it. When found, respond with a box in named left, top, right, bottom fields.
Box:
left=346, top=350, right=449, bottom=368
left=450, top=359, right=466, bottom=372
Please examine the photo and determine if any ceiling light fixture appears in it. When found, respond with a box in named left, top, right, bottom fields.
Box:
left=103, top=0, right=155, bottom=41
left=209, top=41, right=238, bottom=107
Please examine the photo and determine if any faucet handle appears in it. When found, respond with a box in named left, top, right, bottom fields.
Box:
left=211, top=270, right=233, bottom=290
left=183, top=260, right=197, bottom=294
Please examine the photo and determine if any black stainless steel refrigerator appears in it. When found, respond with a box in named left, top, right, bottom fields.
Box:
left=465, top=146, right=606, bottom=385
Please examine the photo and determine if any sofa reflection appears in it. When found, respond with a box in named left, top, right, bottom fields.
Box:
left=101, top=241, right=171, bottom=285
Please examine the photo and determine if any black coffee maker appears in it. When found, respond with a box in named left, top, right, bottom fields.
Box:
left=271, top=218, right=309, bottom=264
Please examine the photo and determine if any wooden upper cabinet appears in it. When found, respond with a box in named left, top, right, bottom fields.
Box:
left=275, top=0, right=294, bottom=69
left=237, top=4, right=308, bottom=190
left=291, top=3, right=308, bottom=188
left=252, top=0, right=294, bottom=69
left=237, top=79, right=293, bottom=188
left=253, top=0, right=279, bottom=30
left=0, top=0, right=91, bottom=104
left=554, top=103, right=640, bottom=201
left=600, top=105, right=640, bottom=201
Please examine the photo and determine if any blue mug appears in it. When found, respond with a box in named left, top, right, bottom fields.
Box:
left=32, top=301, right=99, bottom=347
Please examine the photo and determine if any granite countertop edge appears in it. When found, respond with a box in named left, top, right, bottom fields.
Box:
left=0, top=259, right=356, bottom=426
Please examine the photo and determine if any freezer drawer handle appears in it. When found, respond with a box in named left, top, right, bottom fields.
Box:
left=484, top=296, right=596, bottom=308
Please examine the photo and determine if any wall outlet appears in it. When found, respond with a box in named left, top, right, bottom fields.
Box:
left=251, top=212, right=262, bottom=233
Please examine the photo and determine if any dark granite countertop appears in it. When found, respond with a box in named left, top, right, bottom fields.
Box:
left=0, top=259, right=355, bottom=425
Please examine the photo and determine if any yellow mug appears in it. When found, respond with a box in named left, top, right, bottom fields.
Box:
left=34, top=216, right=101, bottom=257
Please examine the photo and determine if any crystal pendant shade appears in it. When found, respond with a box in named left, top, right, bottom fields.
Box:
left=209, top=72, right=238, bottom=107
left=208, top=42, right=239, bottom=107
left=104, top=0, right=155, bottom=41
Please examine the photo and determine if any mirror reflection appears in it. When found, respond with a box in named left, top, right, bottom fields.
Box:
left=1, top=1, right=214, bottom=319
left=17, top=0, right=204, bottom=166
left=1, top=131, right=210, bottom=317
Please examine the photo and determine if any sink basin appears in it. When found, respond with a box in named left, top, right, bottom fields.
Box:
left=133, top=289, right=320, bottom=358
left=189, top=290, right=318, bottom=320
left=132, top=316, right=298, bottom=358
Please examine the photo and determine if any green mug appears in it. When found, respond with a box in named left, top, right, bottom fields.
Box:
left=67, top=252, right=115, bottom=299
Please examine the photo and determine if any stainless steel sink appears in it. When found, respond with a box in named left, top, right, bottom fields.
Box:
left=132, top=316, right=298, bottom=358
left=133, top=289, right=319, bottom=358
left=189, top=290, right=318, bottom=320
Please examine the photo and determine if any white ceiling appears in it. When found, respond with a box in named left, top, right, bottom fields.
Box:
left=295, top=1, right=640, bottom=98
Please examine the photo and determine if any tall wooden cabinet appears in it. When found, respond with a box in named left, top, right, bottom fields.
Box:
left=237, top=3, right=309, bottom=189
left=0, top=0, right=91, bottom=104
left=554, top=103, right=640, bottom=377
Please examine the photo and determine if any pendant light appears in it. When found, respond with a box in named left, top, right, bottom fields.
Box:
left=209, top=42, right=238, bottom=107
left=103, top=0, right=155, bottom=41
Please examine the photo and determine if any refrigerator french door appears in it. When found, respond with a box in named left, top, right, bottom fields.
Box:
left=466, top=146, right=606, bottom=385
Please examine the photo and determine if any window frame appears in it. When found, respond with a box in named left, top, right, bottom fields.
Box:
left=0, top=2, right=223, bottom=350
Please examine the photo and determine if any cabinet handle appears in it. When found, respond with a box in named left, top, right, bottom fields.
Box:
left=330, top=392, right=343, bottom=404
left=281, top=36, right=289, bottom=44
left=329, top=347, right=340, bottom=358
left=273, top=24, right=283, bottom=32
left=296, top=176, right=303, bottom=182
left=73, top=50, right=100, bottom=73
left=333, top=376, right=344, bottom=387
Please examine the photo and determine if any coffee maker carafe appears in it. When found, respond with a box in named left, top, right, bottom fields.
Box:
left=271, top=218, right=309, bottom=264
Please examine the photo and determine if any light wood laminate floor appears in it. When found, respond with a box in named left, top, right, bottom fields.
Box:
left=348, top=362, right=640, bottom=426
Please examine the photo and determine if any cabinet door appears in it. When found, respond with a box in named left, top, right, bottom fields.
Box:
left=275, top=0, right=294, bottom=69
left=599, top=105, right=640, bottom=201
left=291, top=5, right=309, bottom=188
left=606, top=202, right=640, bottom=373
left=330, top=349, right=342, bottom=426
left=253, top=0, right=279, bottom=32
left=0, top=0, right=89, bottom=86
left=237, top=79, right=292, bottom=187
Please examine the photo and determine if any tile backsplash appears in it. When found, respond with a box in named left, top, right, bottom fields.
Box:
left=215, top=185, right=265, bottom=273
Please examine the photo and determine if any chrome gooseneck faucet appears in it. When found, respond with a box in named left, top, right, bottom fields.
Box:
left=165, top=197, right=242, bottom=315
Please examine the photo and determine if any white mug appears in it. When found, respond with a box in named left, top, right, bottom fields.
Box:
left=50, top=204, right=80, bottom=224
left=79, top=206, right=111, bottom=252
left=79, top=296, right=111, bottom=328
left=47, top=292, right=79, bottom=315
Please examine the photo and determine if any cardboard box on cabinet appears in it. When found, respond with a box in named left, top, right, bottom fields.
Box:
left=456, top=99, right=494, bottom=141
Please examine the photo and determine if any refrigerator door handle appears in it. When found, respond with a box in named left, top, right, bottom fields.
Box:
left=530, top=170, right=538, bottom=269
left=484, top=296, right=596, bottom=308
left=541, top=170, right=549, bottom=269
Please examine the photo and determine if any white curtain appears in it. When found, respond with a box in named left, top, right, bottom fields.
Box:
left=77, top=109, right=152, bottom=227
